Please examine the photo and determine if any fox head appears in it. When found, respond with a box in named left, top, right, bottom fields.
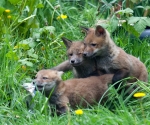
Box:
left=33, top=69, right=63, bottom=92
left=62, top=37, right=85, bottom=66
left=81, top=25, right=110, bottom=57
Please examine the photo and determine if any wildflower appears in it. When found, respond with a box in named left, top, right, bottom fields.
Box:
left=7, top=15, right=11, bottom=19
left=75, top=109, right=83, bottom=115
left=22, top=65, right=27, bottom=71
left=57, top=14, right=67, bottom=20
left=133, top=92, right=146, bottom=98
left=5, top=9, right=10, bottom=13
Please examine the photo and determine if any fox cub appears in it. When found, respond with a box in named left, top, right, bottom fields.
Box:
left=34, top=69, right=113, bottom=115
left=82, top=25, right=148, bottom=87
left=52, top=37, right=101, bottom=78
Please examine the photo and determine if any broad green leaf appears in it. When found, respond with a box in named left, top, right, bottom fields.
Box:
left=134, top=18, right=147, bottom=33
left=18, top=59, right=33, bottom=67
left=117, top=8, right=133, bottom=15
left=27, top=49, right=38, bottom=59
left=109, top=16, right=119, bottom=32
left=122, top=23, right=140, bottom=37
left=36, top=3, right=44, bottom=8
left=8, top=0, right=21, bottom=5
left=128, top=17, right=140, bottom=24
left=44, top=26, right=55, bottom=34
left=23, top=61, right=33, bottom=67
left=0, top=7, right=5, bottom=15
left=6, top=51, right=18, bottom=60
left=20, top=38, right=36, bottom=48
left=143, top=17, right=150, bottom=27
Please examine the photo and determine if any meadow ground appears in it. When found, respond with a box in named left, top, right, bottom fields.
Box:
left=0, top=0, right=150, bottom=124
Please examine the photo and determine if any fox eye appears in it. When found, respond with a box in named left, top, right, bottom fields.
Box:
left=43, top=77, right=48, bottom=79
left=69, top=53, right=73, bottom=56
left=91, top=43, right=97, bottom=47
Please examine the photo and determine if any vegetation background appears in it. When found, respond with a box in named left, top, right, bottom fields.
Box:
left=0, top=0, right=150, bottom=124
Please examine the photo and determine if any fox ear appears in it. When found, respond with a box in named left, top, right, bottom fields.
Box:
left=80, top=26, right=89, bottom=34
left=95, top=25, right=106, bottom=37
left=57, top=71, right=64, bottom=78
left=61, top=37, right=72, bottom=49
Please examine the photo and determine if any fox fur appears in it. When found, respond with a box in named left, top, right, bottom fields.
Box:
left=52, top=38, right=101, bottom=78
left=82, top=25, right=148, bottom=89
left=34, top=69, right=113, bottom=115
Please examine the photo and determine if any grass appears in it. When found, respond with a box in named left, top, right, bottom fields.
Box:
left=0, top=0, right=150, bottom=124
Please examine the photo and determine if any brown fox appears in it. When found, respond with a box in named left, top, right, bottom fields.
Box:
left=82, top=25, right=148, bottom=88
left=34, top=69, right=113, bottom=115
left=52, top=37, right=101, bottom=78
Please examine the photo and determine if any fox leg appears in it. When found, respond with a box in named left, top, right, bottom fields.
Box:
left=56, top=96, right=70, bottom=115
left=112, top=68, right=129, bottom=83
left=51, top=60, right=73, bottom=72
left=112, top=68, right=130, bottom=89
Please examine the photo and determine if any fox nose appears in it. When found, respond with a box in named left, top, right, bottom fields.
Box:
left=71, top=60, right=75, bottom=64
left=83, top=52, right=87, bottom=57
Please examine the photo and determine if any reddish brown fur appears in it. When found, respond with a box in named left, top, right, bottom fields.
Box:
left=82, top=25, right=148, bottom=89
left=34, top=69, right=113, bottom=115
left=52, top=38, right=101, bottom=78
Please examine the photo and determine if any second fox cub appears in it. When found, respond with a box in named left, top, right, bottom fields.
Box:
left=52, top=38, right=100, bottom=78
left=82, top=25, right=148, bottom=85
left=34, top=69, right=113, bottom=115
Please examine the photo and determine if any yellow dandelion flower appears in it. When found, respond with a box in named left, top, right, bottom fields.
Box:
left=22, top=65, right=27, bottom=71
left=133, top=92, right=146, bottom=98
left=7, top=15, right=11, bottom=19
left=57, top=14, right=67, bottom=20
left=61, top=14, right=67, bottom=19
left=75, top=109, right=83, bottom=115
left=5, top=9, right=11, bottom=13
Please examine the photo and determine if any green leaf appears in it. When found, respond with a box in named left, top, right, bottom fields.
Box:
left=143, top=17, right=150, bottom=27
left=128, top=17, right=140, bottom=24
left=109, top=16, right=119, bottom=33
left=20, top=38, right=36, bottom=48
left=117, top=8, right=133, bottom=15
left=44, top=26, right=55, bottom=34
left=18, top=59, right=33, bottom=67
left=134, top=18, right=147, bottom=33
left=0, top=7, right=5, bottom=15
left=36, top=3, right=44, bottom=8
left=8, top=0, right=21, bottom=5
left=6, top=51, right=18, bottom=60
left=122, top=23, right=140, bottom=37
left=27, top=49, right=38, bottom=59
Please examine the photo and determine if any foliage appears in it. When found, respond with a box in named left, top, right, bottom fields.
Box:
left=0, top=0, right=150, bottom=125
left=97, top=0, right=150, bottom=37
